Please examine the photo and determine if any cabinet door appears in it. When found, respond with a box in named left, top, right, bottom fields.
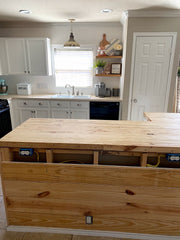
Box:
left=70, top=109, right=89, bottom=119
left=0, top=39, right=8, bottom=74
left=5, top=38, right=27, bottom=74
left=26, top=39, right=52, bottom=76
left=51, top=109, right=69, bottom=119
left=35, top=109, right=50, bottom=118
left=19, top=109, right=35, bottom=124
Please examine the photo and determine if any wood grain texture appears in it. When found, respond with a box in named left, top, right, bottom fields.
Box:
left=1, top=117, right=180, bottom=152
left=7, top=211, right=180, bottom=235
left=2, top=162, right=180, bottom=235
left=2, top=162, right=180, bottom=187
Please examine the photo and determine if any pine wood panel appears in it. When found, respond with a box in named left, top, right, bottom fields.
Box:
left=2, top=162, right=180, bottom=187
left=4, top=183, right=180, bottom=220
left=1, top=118, right=180, bottom=152
left=7, top=211, right=180, bottom=235
left=2, top=162, right=180, bottom=235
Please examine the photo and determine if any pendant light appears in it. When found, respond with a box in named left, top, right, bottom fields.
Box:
left=64, top=19, right=80, bottom=48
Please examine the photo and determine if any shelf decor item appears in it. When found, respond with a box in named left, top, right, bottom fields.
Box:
left=97, top=33, right=110, bottom=56
left=105, top=39, right=123, bottom=56
left=111, top=63, right=122, bottom=75
left=94, top=60, right=106, bottom=74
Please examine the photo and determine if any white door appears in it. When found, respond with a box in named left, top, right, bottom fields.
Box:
left=130, top=35, right=174, bottom=121
left=5, top=38, right=27, bottom=74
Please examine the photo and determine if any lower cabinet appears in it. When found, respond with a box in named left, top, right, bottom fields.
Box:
left=13, top=99, right=90, bottom=127
left=19, top=108, right=50, bottom=123
left=50, top=100, right=89, bottom=120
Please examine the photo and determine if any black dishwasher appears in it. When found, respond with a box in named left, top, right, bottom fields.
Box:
left=90, top=102, right=120, bottom=120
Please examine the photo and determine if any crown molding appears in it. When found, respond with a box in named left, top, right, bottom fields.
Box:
left=127, top=10, right=180, bottom=18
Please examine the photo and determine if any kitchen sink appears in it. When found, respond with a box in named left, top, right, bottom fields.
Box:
left=51, top=95, right=91, bottom=99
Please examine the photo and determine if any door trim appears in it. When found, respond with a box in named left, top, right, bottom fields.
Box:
left=128, top=32, right=177, bottom=120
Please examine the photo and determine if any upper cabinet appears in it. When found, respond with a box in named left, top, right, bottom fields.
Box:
left=1, top=38, right=52, bottom=76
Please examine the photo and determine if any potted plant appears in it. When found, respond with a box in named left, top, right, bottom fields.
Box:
left=94, top=60, right=106, bottom=74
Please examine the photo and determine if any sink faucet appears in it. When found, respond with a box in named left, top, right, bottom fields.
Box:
left=65, top=84, right=75, bottom=95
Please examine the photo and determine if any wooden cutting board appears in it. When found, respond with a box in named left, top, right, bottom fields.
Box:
left=99, top=33, right=109, bottom=49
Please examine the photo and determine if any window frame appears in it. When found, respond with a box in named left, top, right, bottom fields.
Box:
left=52, top=44, right=96, bottom=88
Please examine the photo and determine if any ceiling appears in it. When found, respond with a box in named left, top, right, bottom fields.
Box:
left=0, top=0, right=180, bottom=22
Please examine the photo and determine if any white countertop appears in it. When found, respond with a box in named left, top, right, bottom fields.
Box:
left=0, top=94, right=122, bottom=102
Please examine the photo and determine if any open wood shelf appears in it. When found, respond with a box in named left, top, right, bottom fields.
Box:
left=95, top=74, right=121, bottom=77
left=96, top=55, right=122, bottom=59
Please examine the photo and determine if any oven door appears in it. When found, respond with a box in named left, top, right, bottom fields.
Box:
left=0, top=108, right=12, bottom=138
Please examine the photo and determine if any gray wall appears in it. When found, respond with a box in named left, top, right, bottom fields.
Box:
left=0, top=22, right=123, bottom=95
left=122, top=17, right=180, bottom=120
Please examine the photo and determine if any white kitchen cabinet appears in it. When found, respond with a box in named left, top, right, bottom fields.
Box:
left=50, top=100, right=89, bottom=119
left=15, top=99, right=50, bottom=126
left=12, top=99, right=89, bottom=127
left=51, top=109, right=69, bottom=119
left=0, top=39, right=8, bottom=74
left=19, top=109, right=35, bottom=123
left=4, top=38, right=52, bottom=76
left=19, top=108, right=50, bottom=123
left=70, top=101, right=89, bottom=119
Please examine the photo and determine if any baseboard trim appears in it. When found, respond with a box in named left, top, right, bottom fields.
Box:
left=7, top=226, right=180, bottom=240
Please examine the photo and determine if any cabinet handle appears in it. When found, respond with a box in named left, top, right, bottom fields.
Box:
left=24, top=71, right=27, bottom=73
left=28, top=71, right=30, bottom=74
left=31, top=110, right=34, bottom=113
left=23, top=102, right=27, bottom=105
left=57, top=103, right=60, bottom=106
left=38, top=102, right=42, bottom=106
left=77, top=104, right=81, bottom=106
left=70, top=112, right=72, bottom=114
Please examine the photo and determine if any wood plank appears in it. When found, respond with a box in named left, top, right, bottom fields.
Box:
left=2, top=162, right=180, bottom=187
left=1, top=148, right=12, bottom=162
left=1, top=117, right=180, bottom=153
left=93, top=152, right=99, bottom=165
left=46, top=150, right=53, bottom=163
left=140, top=153, right=147, bottom=167
left=7, top=211, right=180, bottom=235
left=4, top=183, right=180, bottom=220
left=53, top=150, right=93, bottom=154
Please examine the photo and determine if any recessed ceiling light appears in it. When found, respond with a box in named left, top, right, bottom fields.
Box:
left=100, top=9, right=113, bottom=13
left=19, top=10, right=32, bottom=14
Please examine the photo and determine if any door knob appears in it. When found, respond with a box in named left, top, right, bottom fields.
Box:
left=132, top=98, right=137, bottom=103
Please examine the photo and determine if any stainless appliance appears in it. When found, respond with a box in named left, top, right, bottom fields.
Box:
left=90, top=101, right=120, bottom=120
left=95, top=82, right=106, bottom=98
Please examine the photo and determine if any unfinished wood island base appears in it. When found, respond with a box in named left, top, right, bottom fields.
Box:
left=1, top=113, right=180, bottom=237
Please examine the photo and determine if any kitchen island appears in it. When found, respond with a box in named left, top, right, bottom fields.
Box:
left=1, top=115, right=180, bottom=237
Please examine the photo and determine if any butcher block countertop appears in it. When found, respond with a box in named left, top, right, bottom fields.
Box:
left=1, top=113, right=180, bottom=153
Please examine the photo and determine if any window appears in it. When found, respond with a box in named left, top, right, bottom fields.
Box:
left=54, top=49, right=93, bottom=87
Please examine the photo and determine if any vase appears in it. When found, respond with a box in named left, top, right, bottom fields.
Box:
left=96, top=67, right=104, bottom=74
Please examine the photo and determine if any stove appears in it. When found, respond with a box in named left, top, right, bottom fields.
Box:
left=0, top=99, right=12, bottom=138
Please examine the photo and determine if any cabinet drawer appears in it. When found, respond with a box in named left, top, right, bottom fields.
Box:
left=17, top=100, right=49, bottom=108
left=70, top=101, right=89, bottom=109
left=50, top=101, right=69, bottom=108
